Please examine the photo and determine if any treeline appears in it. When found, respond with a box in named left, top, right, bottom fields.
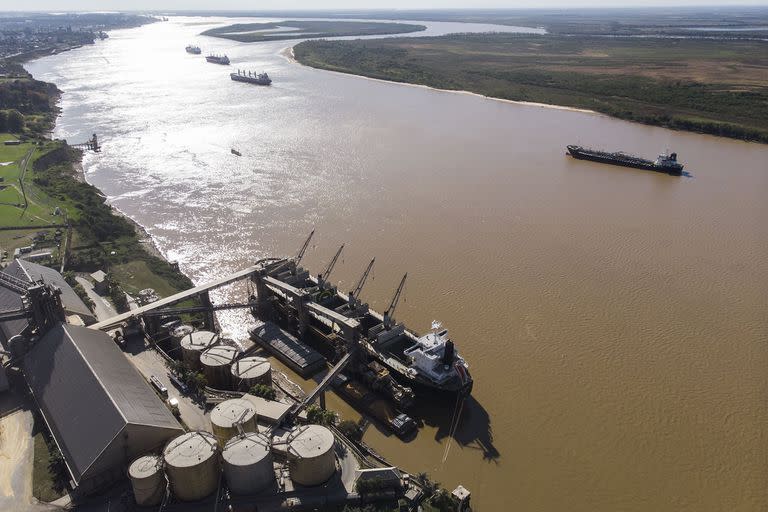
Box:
left=0, top=77, right=56, bottom=115
left=0, top=109, right=24, bottom=132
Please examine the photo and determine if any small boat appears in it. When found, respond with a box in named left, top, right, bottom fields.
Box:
left=185, top=44, right=201, bottom=54
left=231, top=148, right=242, bottom=156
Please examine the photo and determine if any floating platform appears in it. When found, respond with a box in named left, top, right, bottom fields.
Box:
left=249, top=321, right=325, bottom=377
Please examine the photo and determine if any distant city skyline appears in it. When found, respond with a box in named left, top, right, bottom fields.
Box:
left=3, top=0, right=768, bottom=12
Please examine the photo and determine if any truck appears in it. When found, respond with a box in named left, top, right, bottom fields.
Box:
left=150, top=375, right=168, bottom=397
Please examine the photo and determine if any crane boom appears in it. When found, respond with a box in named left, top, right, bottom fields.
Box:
left=384, top=273, right=407, bottom=328
left=295, top=229, right=315, bottom=265
left=351, top=258, right=375, bottom=299
left=320, top=244, right=344, bottom=284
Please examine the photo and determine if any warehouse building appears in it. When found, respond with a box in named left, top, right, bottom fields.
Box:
left=23, top=323, right=184, bottom=495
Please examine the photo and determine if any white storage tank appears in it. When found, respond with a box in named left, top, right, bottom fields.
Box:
left=180, top=330, right=218, bottom=369
left=223, top=432, right=274, bottom=494
left=170, top=324, right=194, bottom=350
left=287, top=425, right=336, bottom=486
left=200, top=345, right=239, bottom=389
left=210, top=398, right=257, bottom=445
left=128, top=454, right=165, bottom=507
left=163, top=431, right=220, bottom=502
left=231, top=356, right=272, bottom=390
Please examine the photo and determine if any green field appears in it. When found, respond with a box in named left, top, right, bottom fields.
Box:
left=0, top=136, right=64, bottom=228
left=201, top=20, right=425, bottom=42
left=295, top=34, right=768, bottom=143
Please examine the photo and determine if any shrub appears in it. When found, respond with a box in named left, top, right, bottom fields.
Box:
left=248, top=384, right=276, bottom=400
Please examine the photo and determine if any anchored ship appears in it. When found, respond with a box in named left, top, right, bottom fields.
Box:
left=185, top=44, right=201, bottom=54
left=251, top=234, right=473, bottom=401
left=567, top=145, right=684, bottom=175
left=205, top=54, right=230, bottom=65
left=231, top=69, right=272, bottom=86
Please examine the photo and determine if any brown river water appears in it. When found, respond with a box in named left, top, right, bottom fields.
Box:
left=26, top=17, right=767, bottom=511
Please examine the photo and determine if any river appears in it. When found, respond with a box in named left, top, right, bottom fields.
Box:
left=26, top=16, right=767, bottom=512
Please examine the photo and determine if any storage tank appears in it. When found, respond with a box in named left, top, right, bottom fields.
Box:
left=170, top=324, right=194, bottom=350
left=163, top=431, right=220, bottom=502
left=210, top=398, right=257, bottom=445
left=287, top=425, right=336, bottom=486
left=223, top=432, right=274, bottom=494
left=200, top=345, right=239, bottom=389
left=231, top=356, right=272, bottom=390
left=180, top=330, right=218, bottom=369
left=128, top=454, right=165, bottom=507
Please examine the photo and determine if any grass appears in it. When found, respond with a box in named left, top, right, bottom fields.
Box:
left=201, top=20, right=426, bottom=42
left=294, top=34, right=768, bottom=143
left=111, top=260, right=183, bottom=297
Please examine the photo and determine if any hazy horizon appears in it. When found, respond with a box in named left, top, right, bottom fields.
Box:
left=2, top=1, right=768, bottom=13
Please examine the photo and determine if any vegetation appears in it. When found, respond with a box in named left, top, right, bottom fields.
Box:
left=202, top=20, right=425, bottom=43
left=32, top=415, right=67, bottom=502
left=63, top=271, right=95, bottom=311
left=248, top=383, right=276, bottom=400
left=168, top=360, right=208, bottom=394
left=306, top=404, right=338, bottom=426
left=295, top=34, right=768, bottom=143
left=337, top=419, right=363, bottom=441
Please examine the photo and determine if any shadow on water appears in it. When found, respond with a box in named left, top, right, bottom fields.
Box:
left=410, top=394, right=500, bottom=463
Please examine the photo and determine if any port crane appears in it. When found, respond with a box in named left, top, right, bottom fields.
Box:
left=348, top=258, right=375, bottom=307
left=383, top=273, right=407, bottom=329
left=295, top=229, right=315, bottom=266
left=317, top=244, right=344, bottom=289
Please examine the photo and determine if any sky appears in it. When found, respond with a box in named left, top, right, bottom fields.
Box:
left=3, top=0, right=768, bottom=11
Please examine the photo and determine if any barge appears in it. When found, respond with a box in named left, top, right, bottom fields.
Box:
left=567, top=145, right=683, bottom=175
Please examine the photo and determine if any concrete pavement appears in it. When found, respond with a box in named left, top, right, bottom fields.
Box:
left=75, top=276, right=115, bottom=321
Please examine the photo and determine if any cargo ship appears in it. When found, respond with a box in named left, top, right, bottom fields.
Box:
left=567, top=145, right=684, bottom=175
left=230, top=69, right=272, bottom=86
left=185, top=44, right=201, bottom=54
left=252, top=244, right=473, bottom=398
left=205, top=54, right=230, bottom=65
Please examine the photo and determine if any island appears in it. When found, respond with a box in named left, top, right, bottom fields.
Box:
left=201, top=19, right=426, bottom=42
left=294, top=33, right=768, bottom=143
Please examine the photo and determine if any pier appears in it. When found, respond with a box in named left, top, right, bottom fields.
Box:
left=71, top=133, right=100, bottom=152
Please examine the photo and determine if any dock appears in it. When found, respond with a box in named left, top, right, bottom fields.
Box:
left=250, top=321, right=325, bottom=377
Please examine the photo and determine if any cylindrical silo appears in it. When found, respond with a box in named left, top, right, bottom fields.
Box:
left=128, top=454, right=165, bottom=507
left=170, top=324, right=193, bottom=351
left=287, top=425, right=336, bottom=486
left=200, top=345, right=239, bottom=389
left=163, top=431, right=220, bottom=502
left=230, top=356, right=272, bottom=390
left=210, top=398, right=257, bottom=445
left=180, top=330, right=218, bottom=370
left=223, top=432, right=274, bottom=494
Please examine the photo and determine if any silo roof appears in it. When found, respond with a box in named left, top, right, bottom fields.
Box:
left=288, top=425, right=335, bottom=459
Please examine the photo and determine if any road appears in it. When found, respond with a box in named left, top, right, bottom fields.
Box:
left=123, top=336, right=210, bottom=432
left=75, top=276, right=115, bottom=321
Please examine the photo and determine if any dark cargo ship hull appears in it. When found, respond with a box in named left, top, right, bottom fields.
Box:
left=567, top=145, right=682, bottom=175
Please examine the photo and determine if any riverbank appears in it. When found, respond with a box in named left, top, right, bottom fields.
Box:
left=294, top=33, right=768, bottom=143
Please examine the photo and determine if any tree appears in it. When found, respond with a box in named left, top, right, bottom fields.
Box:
left=0, top=110, right=7, bottom=132
left=248, top=384, right=276, bottom=401
left=337, top=419, right=362, bottom=441
left=6, top=109, right=24, bottom=133
left=306, top=405, right=338, bottom=426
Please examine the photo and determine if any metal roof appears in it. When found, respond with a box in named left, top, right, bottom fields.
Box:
left=0, top=282, right=27, bottom=342
left=23, top=323, right=182, bottom=484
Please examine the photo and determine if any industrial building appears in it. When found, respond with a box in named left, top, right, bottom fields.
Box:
left=0, top=259, right=96, bottom=343
left=23, top=323, right=184, bottom=495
